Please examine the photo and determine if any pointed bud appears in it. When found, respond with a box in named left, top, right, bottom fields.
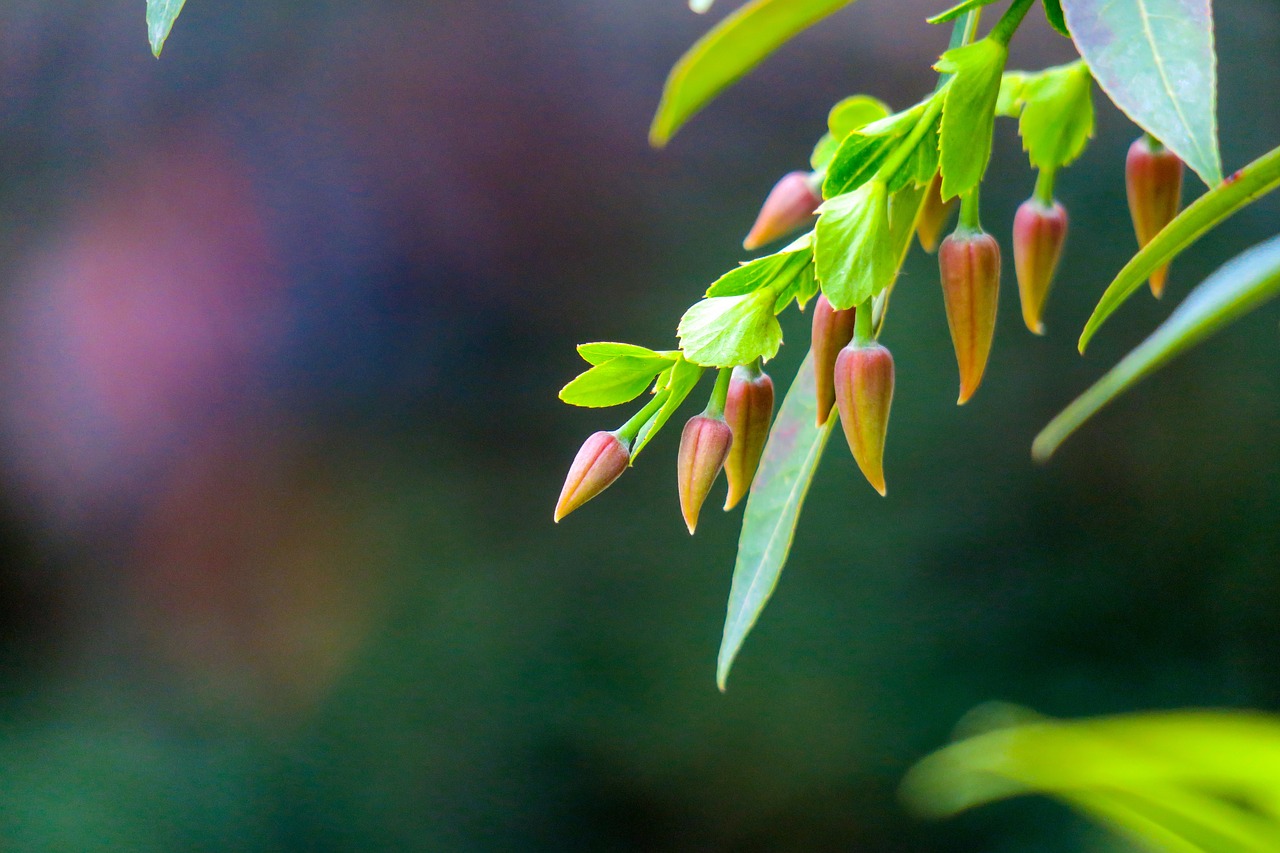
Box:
left=743, top=171, right=821, bottom=251
left=677, top=415, right=733, bottom=534
left=916, top=173, right=956, bottom=254
left=1012, top=198, right=1068, bottom=335
left=554, top=431, right=630, bottom=522
left=1126, top=136, right=1184, bottom=298
left=939, top=231, right=1001, bottom=405
left=722, top=366, right=775, bottom=511
left=811, top=294, right=858, bottom=426
left=834, top=342, right=894, bottom=496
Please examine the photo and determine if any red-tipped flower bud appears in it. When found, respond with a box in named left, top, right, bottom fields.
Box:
left=1125, top=136, right=1184, bottom=298
left=554, top=431, right=630, bottom=522
left=1012, top=198, right=1068, bottom=335
left=743, top=171, right=821, bottom=251
left=722, top=366, right=775, bottom=511
left=834, top=342, right=894, bottom=497
left=811, top=294, right=857, bottom=426
left=916, top=173, right=956, bottom=254
left=677, top=414, right=733, bottom=534
left=939, top=230, right=1001, bottom=405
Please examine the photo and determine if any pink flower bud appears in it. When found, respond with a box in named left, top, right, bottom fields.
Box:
left=1012, top=198, right=1068, bottom=335
left=554, top=431, right=630, bottom=522
left=939, top=230, right=1001, bottom=405
left=743, top=171, right=821, bottom=251
left=722, top=366, right=775, bottom=511
left=677, top=414, right=733, bottom=534
left=834, top=342, right=894, bottom=496
left=811, top=294, right=857, bottom=426
left=916, top=173, right=956, bottom=254
left=1126, top=136, right=1184, bottom=298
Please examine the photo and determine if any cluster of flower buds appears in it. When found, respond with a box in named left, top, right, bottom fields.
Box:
left=1125, top=135, right=1185, bottom=297
left=743, top=171, right=823, bottom=251
left=938, top=226, right=1001, bottom=405
left=1012, top=196, right=1068, bottom=335
left=834, top=340, right=894, bottom=496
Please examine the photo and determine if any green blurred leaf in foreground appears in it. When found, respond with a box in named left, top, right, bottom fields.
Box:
left=146, top=0, right=189, bottom=57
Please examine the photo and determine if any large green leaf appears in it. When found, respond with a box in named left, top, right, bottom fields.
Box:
left=716, top=351, right=835, bottom=690
left=146, top=0, right=189, bottom=57
left=1035, top=233, right=1280, bottom=461
left=649, top=0, right=857, bottom=147
left=1078, top=143, right=1280, bottom=351
left=1061, top=0, right=1221, bottom=185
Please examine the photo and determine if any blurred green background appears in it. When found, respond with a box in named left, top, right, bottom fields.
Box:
left=0, top=0, right=1276, bottom=849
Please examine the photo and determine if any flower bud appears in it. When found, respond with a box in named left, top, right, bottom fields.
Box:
left=938, top=230, right=1001, bottom=405
left=743, top=171, right=821, bottom=251
left=1012, top=198, right=1068, bottom=335
left=722, top=366, right=775, bottom=511
left=916, top=173, right=956, bottom=254
left=1125, top=136, right=1184, bottom=298
left=834, top=342, right=894, bottom=497
left=554, top=431, right=630, bottom=522
left=811, top=294, right=858, bottom=426
left=677, top=414, right=733, bottom=534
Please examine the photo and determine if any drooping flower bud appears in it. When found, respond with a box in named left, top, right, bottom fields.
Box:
left=1125, top=135, right=1184, bottom=298
left=916, top=173, right=956, bottom=254
left=938, top=230, right=1001, bottom=405
left=834, top=342, right=894, bottom=497
left=554, top=431, right=631, bottom=522
left=1012, top=198, right=1068, bottom=335
left=811, top=294, right=857, bottom=426
left=743, top=171, right=821, bottom=251
left=677, top=414, right=733, bottom=534
left=722, top=365, right=775, bottom=511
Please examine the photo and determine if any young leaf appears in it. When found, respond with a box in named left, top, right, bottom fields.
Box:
left=811, top=96, right=892, bottom=170
left=996, top=71, right=1030, bottom=118
left=576, top=342, right=668, bottom=365
left=936, top=38, right=1009, bottom=199
left=823, top=104, right=924, bottom=198
left=146, top=0, right=189, bottom=57
left=717, top=350, right=836, bottom=690
left=678, top=290, right=785, bottom=367
left=650, top=0, right=858, bottom=147
left=814, top=180, right=896, bottom=309
left=706, top=238, right=812, bottom=298
left=1079, top=143, right=1280, bottom=351
left=1042, top=0, right=1070, bottom=37
left=559, top=357, right=674, bottom=407
left=632, top=357, right=705, bottom=458
left=1035, top=234, right=1280, bottom=461
left=1018, top=61, right=1094, bottom=171
left=1061, top=0, right=1222, bottom=185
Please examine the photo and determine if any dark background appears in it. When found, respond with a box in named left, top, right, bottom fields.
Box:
left=0, top=0, right=1276, bottom=849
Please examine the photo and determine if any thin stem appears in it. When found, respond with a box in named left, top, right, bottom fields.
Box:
left=990, top=0, right=1035, bottom=46
left=704, top=367, right=733, bottom=419
left=741, top=357, right=764, bottom=380
left=959, top=188, right=982, bottom=232
left=615, top=390, right=669, bottom=445
left=937, top=8, right=982, bottom=89
left=1034, top=168, right=1057, bottom=206
left=853, top=299, right=875, bottom=347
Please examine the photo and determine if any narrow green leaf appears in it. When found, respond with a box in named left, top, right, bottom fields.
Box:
left=146, top=0, right=189, bottom=57
left=678, top=290, right=784, bottom=367
left=559, top=357, right=673, bottom=407
left=927, top=0, right=1000, bottom=26
left=1079, top=143, right=1280, bottom=351
left=650, top=0, right=857, bottom=147
left=1061, top=0, right=1221, bottom=185
left=936, top=38, right=1009, bottom=199
left=1042, top=0, right=1070, bottom=37
left=576, top=342, right=667, bottom=365
left=1036, top=234, right=1280, bottom=461
left=814, top=180, right=896, bottom=309
left=632, top=358, right=705, bottom=458
left=716, top=351, right=835, bottom=690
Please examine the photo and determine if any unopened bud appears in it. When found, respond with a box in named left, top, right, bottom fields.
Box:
left=677, top=414, right=733, bottom=534
left=1125, top=136, right=1184, bottom=297
left=834, top=342, right=894, bottom=496
left=554, top=431, right=631, bottom=522
left=811, top=294, right=858, bottom=426
left=916, top=173, right=956, bottom=254
left=743, top=171, right=821, bottom=251
left=939, top=230, right=1001, bottom=405
left=1012, top=198, right=1068, bottom=335
left=722, top=366, right=775, bottom=510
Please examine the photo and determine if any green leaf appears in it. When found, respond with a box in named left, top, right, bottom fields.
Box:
left=1042, top=0, right=1070, bottom=37
left=772, top=254, right=820, bottom=314
left=1017, top=61, right=1094, bottom=171
left=814, top=180, right=896, bottom=309
left=935, top=38, right=1009, bottom=199
left=716, top=351, right=836, bottom=690
left=927, top=0, right=1000, bottom=26
left=996, top=71, right=1030, bottom=118
left=559, top=356, right=673, bottom=407
left=822, top=104, right=924, bottom=198
left=894, top=111, right=942, bottom=192
left=1079, top=143, right=1280, bottom=351
left=828, top=95, right=892, bottom=139
left=678, top=290, right=784, bottom=367
left=1035, top=234, right=1280, bottom=461
left=650, top=0, right=858, bottom=147
left=146, top=0, right=189, bottom=57
left=576, top=342, right=668, bottom=365
left=1061, top=0, right=1222, bottom=185
left=632, top=357, right=705, bottom=458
